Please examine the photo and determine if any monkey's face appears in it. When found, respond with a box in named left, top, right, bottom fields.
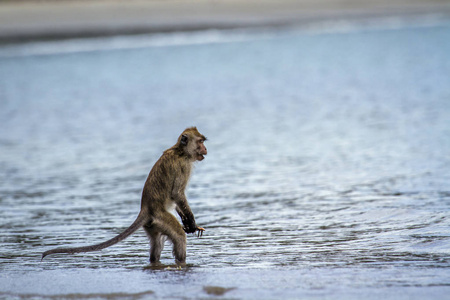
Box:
left=180, top=133, right=207, bottom=161
left=179, top=127, right=207, bottom=161
left=196, top=138, right=207, bottom=161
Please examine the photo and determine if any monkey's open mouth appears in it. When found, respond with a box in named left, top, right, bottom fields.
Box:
left=198, top=154, right=205, bottom=161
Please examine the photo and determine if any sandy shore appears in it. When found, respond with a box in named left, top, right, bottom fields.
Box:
left=1, top=0, right=450, bottom=43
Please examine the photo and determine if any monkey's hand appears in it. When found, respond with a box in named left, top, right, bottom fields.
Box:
left=195, top=226, right=205, bottom=237
left=182, top=222, right=197, bottom=234
left=178, top=209, right=204, bottom=236
left=182, top=224, right=205, bottom=237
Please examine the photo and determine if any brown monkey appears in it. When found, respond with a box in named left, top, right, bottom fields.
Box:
left=42, top=127, right=207, bottom=265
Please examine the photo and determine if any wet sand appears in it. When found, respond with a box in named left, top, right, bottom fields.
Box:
left=1, top=0, right=450, bottom=43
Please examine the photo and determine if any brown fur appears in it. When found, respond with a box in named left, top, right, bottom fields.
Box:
left=42, top=127, right=207, bottom=265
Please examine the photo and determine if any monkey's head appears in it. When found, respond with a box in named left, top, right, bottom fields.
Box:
left=177, top=127, right=207, bottom=161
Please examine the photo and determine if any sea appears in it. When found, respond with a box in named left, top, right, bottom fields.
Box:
left=1, top=15, right=449, bottom=299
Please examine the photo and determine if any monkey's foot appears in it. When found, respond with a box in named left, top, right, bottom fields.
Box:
left=196, top=227, right=205, bottom=237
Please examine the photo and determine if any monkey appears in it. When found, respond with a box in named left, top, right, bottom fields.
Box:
left=42, top=127, right=207, bottom=265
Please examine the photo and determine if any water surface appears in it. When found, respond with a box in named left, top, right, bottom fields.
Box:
left=1, top=18, right=450, bottom=299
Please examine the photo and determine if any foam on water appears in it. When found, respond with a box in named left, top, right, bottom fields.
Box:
left=0, top=14, right=448, bottom=58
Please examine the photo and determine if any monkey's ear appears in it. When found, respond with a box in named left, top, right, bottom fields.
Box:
left=180, top=134, right=188, bottom=146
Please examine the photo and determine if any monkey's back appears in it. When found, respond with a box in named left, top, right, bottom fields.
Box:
left=141, top=150, right=190, bottom=213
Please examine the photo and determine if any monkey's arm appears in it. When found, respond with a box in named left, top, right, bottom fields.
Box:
left=175, top=206, right=191, bottom=229
left=171, top=175, right=199, bottom=234
left=174, top=199, right=197, bottom=233
left=176, top=206, right=205, bottom=237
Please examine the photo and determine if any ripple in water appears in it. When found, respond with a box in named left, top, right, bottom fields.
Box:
left=1, top=19, right=450, bottom=299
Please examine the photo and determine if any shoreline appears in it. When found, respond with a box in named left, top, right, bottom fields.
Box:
left=1, top=0, right=450, bottom=43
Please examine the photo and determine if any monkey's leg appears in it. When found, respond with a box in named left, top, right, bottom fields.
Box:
left=144, top=224, right=164, bottom=264
left=153, top=213, right=187, bottom=265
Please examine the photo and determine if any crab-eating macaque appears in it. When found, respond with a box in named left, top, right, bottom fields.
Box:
left=42, top=127, right=207, bottom=265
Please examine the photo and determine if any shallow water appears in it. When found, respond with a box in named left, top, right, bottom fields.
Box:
left=1, top=18, right=450, bottom=299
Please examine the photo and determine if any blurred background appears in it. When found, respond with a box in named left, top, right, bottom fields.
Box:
left=1, top=1, right=450, bottom=299
left=1, top=0, right=450, bottom=43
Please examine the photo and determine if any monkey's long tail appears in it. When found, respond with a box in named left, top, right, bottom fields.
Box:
left=41, top=211, right=149, bottom=260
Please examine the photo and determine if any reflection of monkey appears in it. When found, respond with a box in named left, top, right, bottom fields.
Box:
left=42, top=127, right=207, bottom=265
